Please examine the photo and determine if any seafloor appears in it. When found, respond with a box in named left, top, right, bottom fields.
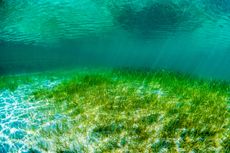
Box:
left=0, top=68, right=229, bottom=153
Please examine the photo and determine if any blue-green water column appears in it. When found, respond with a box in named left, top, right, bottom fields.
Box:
left=0, top=0, right=230, bottom=79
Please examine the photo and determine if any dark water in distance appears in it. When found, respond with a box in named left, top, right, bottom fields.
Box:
left=1, top=0, right=230, bottom=80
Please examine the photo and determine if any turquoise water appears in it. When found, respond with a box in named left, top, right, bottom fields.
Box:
left=0, top=0, right=230, bottom=152
left=0, top=78, right=61, bottom=152
left=0, top=0, right=230, bottom=79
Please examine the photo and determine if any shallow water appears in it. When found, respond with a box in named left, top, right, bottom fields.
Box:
left=0, top=0, right=230, bottom=79
left=0, top=69, right=229, bottom=152
left=0, top=79, right=61, bottom=152
left=0, top=0, right=230, bottom=152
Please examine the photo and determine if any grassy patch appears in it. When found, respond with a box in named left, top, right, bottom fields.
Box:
left=0, top=75, right=33, bottom=91
left=31, top=68, right=229, bottom=152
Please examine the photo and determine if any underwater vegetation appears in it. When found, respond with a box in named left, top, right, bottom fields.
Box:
left=29, top=68, right=229, bottom=152
left=0, top=75, right=33, bottom=91
left=0, top=70, right=66, bottom=91
left=0, top=0, right=230, bottom=151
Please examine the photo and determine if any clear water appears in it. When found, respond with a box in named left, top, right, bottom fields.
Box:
left=0, top=79, right=61, bottom=152
left=0, top=0, right=230, bottom=79
left=0, top=0, right=230, bottom=152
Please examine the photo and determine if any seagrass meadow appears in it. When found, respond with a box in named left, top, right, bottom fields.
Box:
left=0, top=0, right=230, bottom=152
left=0, top=68, right=229, bottom=152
